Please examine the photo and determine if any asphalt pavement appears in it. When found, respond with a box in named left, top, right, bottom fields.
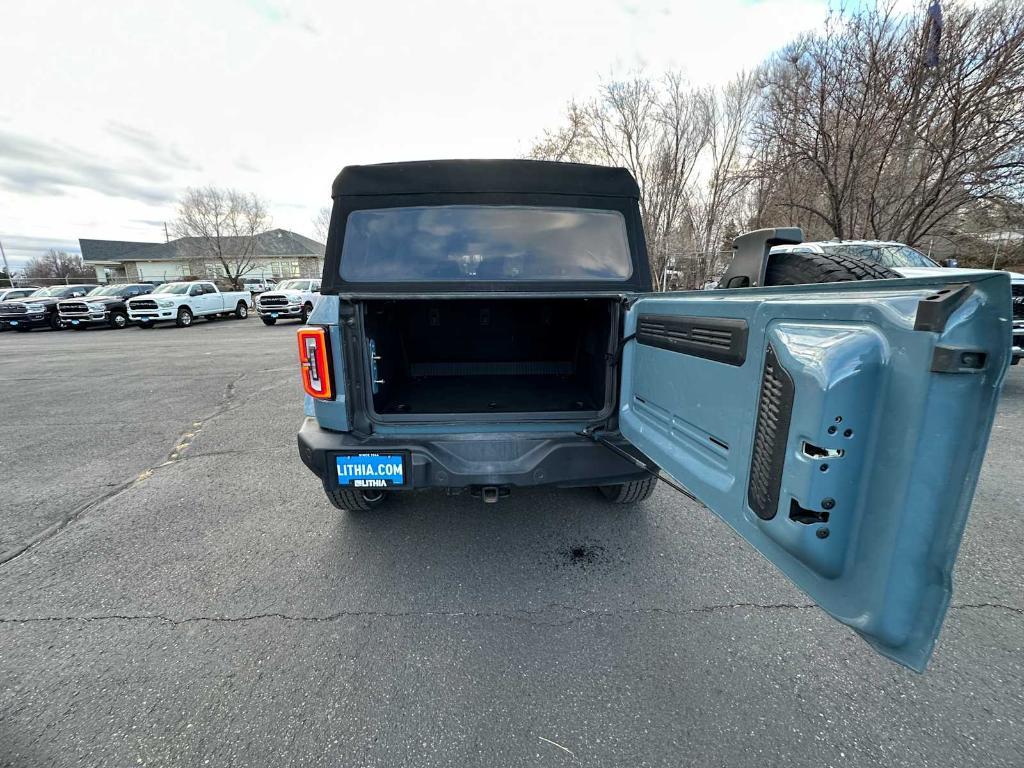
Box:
left=0, top=318, right=1021, bottom=767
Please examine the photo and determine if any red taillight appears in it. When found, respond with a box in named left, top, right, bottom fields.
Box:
left=297, top=326, right=333, bottom=399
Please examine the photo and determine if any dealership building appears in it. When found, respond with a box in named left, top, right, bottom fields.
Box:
left=79, top=229, right=325, bottom=284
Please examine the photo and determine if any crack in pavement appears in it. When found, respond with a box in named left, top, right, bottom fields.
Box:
left=162, top=447, right=288, bottom=464
left=0, top=601, right=1019, bottom=628
left=0, top=604, right=815, bottom=627
left=949, top=601, right=1024, bottom=614
left=160, top=372, right=246, bottom=464
left=0, top=372, right=247, bottom=567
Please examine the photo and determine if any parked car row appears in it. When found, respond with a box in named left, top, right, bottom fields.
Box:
left=0, top=279, right=321, bottom=332
left=0, top=283, right=99, bottom=331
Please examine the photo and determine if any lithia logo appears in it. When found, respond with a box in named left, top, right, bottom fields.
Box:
left=336, top=456, right=404, bottom=487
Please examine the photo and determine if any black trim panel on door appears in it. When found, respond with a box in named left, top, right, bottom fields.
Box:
left=636, top=314, right=749, bottom=366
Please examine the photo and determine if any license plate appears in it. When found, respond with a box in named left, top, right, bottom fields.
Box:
left=9, top=321, right=18, bottom=326
left=271, top=312, right=279, bottom=318
left=71, top=320, right=79, bottom=325
left=335, top=452, right=407, bottom=488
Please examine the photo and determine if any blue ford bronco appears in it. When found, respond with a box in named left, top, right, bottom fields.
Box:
left=296, top=159, right=1011, bottom=670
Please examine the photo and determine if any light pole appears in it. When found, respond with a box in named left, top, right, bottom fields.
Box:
left=0, top=238, right=10, bottom=286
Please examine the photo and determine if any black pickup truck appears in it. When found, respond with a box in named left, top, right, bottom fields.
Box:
left=0, top=284, right=96, bottom=331
left=57, top=283, right=155, bottom=329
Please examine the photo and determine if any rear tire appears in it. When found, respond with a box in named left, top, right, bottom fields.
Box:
left=764, top=251, right=900, bottom=285
left=261, top=317, right=277, bottom=326
left=598, top=476, right=657, bottom=504
left=176, top=307, right=193, bottom=328
left=235, top=302, right=248, bottom=319
left=324, top=486, right=389, bottom=512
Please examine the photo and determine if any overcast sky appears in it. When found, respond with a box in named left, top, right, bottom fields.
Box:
left=0, top=0, right=865, bottom=269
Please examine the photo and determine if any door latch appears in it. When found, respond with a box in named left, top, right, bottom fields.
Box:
left=368, top=338, right=384, bottom=392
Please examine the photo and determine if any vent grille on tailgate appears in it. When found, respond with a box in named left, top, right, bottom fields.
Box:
left=636, top=314, right=748, bottom=365
left=747, top=344, right=794, bottom=521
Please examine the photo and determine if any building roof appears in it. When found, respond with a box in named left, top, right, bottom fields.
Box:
left=80, top=229, right=325, bottom=263
left=332, top=159, right=641, bottom=199
left=79, top=239, right=168, bottom=262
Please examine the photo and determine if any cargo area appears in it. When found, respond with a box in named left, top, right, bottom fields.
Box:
left=361, top=298, right=619, bottom=417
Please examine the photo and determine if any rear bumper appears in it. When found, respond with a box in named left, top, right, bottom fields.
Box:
left=296, top=417, right=648, bottom=490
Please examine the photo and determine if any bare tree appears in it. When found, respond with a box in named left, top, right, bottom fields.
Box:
left=529, top=3, right=1024, bottom=285
left=528, top=103, right=590, bottom=163
left=313, top=206, right=331, bottom=242
left=753, top=1, right=1024, bottom=245
left=172, top=186, right=271, bottom=288
left=684, top=71, right=762, bottom=287
left=530, top=72, right=709, bottom=289
left=23, top=250, right=93, bottom=280
left=531, top=71, right=769, bottom=289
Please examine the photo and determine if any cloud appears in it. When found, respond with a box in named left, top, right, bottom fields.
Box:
left=106, top=122, right=201, bottom=172
left=234, top=155, right=260, bottom=174
left=0, top=128, right=180, bottom=205
left=0, top=0, right=842, bottom=248
left=0, top=233, right=81, bottom=270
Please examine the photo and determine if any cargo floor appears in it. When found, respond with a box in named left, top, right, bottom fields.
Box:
left=375, top=375, right=601, bottom=415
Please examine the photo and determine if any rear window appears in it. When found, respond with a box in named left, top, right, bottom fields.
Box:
left=340, top=205, right=632, bottom=282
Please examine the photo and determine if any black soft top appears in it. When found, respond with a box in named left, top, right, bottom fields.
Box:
left=332, top=159, right=641, bottom=199
left=323, top=159, right=651, bottom=294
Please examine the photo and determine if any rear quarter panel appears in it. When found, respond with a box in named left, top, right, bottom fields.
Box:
left=306, top=295, right=349, bottom=431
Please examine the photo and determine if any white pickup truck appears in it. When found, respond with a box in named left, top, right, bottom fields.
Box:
left=126, top=281, right=253, bottom=328
left=255, top=278, right=321, bottom=325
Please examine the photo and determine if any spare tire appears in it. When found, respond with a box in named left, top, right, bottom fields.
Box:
left=765, top=251, right=900, bottom=285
